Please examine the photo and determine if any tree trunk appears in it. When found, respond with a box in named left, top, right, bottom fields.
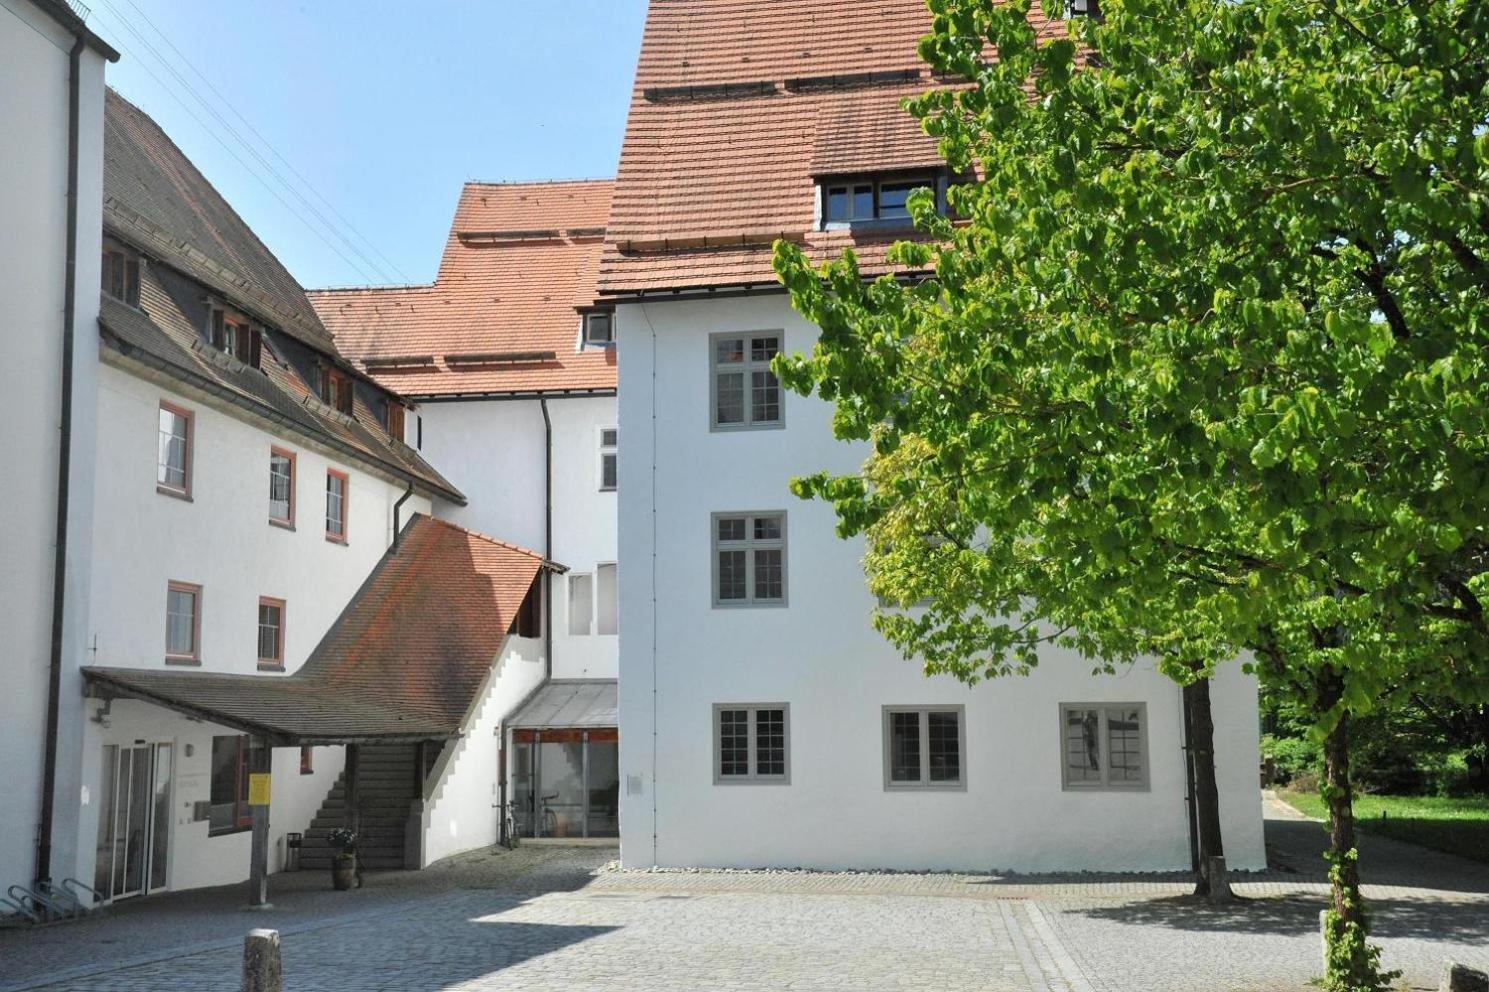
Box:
left=1184, top=677, right=1230, bottom=899
left=1320, top=711, right=1390, bottom=990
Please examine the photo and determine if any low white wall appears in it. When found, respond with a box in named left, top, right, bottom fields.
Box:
left=420, top=635, right=545, bottom=865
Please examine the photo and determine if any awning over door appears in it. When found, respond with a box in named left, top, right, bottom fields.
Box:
left=509, top=679, right=617, bottom=729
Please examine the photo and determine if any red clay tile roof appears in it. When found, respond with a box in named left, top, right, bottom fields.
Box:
left=598, top=0, right=1066, bottom=295
left=82, top=515, right=556, bottom=744
left=309, top=180, right=617, bottom=398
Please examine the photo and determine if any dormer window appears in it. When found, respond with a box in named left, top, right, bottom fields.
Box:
left=385, top=400, right=405, bottom=440
left=820, top=173, right=943, bottom=229
left=584, top=311, right=615, bottom=348
left=210, top=306, right=259, bottom=366
left=102, top=246, right=140, bottom=306
left=319, top=366, right=354, bottom=415
left=1065, top=0, right=1101, bottom=17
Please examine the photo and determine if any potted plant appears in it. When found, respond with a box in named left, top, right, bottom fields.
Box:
left=327, top=827, right=358, bottom=890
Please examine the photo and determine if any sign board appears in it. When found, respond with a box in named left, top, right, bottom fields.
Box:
left=248, top=772, right=272, bottom=807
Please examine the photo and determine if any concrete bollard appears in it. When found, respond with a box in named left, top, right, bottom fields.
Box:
left=1441, top=960, right=1489, bottom=992
left=243, top=928, right=282, bottom=992
left=1204, top=856, right=1233, bottom=903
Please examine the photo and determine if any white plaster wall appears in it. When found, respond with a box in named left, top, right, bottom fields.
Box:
left=415, top=396, right=618, bottom=679
left=76, top=697, right=345, bottom=896
left=421, top=635, right=545, bottom=866
left=0, top=0, right=106, bottom=895
left=616, top=295, right=1266, bottom=872
left=88, top=363, right=431, bottom=677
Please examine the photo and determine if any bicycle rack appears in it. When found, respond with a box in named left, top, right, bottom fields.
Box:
left=0, top=894, right=42, bottom=925
left=35, top=879, right=97, bottom=918
left=60, top=878, right=105, bottom=913
left=3, top=881, right=96, bottom=925
left=6, top=884, right=69, bottom=923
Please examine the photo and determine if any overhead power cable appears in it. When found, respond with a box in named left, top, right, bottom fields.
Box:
left=91, top=0, right=399, bottom=286
left=115, top=0, right=413, bottom=283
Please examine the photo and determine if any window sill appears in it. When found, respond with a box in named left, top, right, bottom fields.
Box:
left=884, top=782, right=967, bottom=793
left=712, top=600, right=788, bottom=609
left=714, top=777, right=791, bottom=786
left=164, top=656, right=201, bottom=667
left=709, top=421, right=785, bottom=433
left=821, top=218, right=918, bottom=234
left=1061, top=783, right=1151, bottom=793
left=269, top=518, right=295, bottom=531
left=325, top=535, right=348, bottom=546
left=156, top=485, right=193, bottom=502
left=256, top=661, right=285, bottom=672
left=598, top=486, right=616, bottom=493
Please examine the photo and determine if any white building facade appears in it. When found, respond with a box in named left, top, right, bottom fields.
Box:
left=614, top=294, right=1267, bottom=871
left=603, top=0, right=1266, bottom=872
left=0, top=0, right=115, bottom=899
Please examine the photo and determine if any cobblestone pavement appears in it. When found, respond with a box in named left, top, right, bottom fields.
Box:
left=3, top=798, right=1486, bottom=992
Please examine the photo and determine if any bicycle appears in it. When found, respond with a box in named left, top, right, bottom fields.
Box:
left=539, top=792, right=560, bottom=838
left=497, top=800, right=520, bottom=849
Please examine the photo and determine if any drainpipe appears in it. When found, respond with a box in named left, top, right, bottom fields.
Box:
left=36, top=35, right=87, bottom=889
left=391, top=482, right=414, bottom=552
left=540, top=398, right=553, bottom=679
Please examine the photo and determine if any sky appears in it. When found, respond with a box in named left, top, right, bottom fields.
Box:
left=88, top=0, right=648, bottom=289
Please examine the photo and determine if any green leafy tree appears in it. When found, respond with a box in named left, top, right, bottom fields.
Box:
left=772, top=1, right=1489, bottom=988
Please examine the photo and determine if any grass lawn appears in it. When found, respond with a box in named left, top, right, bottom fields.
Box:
left=1278, top=791, right=1489, bottom=865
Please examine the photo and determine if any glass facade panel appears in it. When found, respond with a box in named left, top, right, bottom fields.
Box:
left=586, top=742, right=620, bottom=837
left=149, top=744, right=172, bottom=890
left=536, top=741, right=585, bottom=838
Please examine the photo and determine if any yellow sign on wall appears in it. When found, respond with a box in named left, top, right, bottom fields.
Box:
left=248, top=773, right=271, bottom=807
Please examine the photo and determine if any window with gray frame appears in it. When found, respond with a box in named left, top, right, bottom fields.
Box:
left=713, top=704, right=789, bottom=783
left=711, top=334, right=782, bottom=429
left=598, top=427, right=617, bottom=491
left=1060, top=703, right=1148, bottom=790
left=883, top=706, right=965, bottom=789
left=712, top=512, right=786, bottom=606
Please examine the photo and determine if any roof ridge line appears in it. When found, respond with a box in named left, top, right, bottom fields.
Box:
left=306, top=283, right=436, bottom=294
left=413, top=512, right=558, bottom=566
left=463, top=177, right=616, bottom=188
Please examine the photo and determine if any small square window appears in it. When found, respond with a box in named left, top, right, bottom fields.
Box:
left=157, top=401, right=192, bottom=497
left=1060, top=703, right=1148, bottom=790
left=598, top=427, right=618, bottom=492
left=584, top=311, right=615, bottom=347
left=165, top=581, right=201, bottom=663
left=883, top=706, right=965, bottom=789
left=257, top=597, right=285, bottom=669
left=713, top=512, right=786, bottom=607
left=269, top=447, right=295, bottom=526
left=711, top=333, right=783, bottom=430
left=714, top=704, right=790, bottom=784
left=325, top=470, right=348, bottom=542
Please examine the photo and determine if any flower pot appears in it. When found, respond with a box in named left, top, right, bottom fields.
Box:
left=331, top=853, right=357, bottom=891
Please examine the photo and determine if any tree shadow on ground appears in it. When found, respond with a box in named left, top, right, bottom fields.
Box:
left=1068, top=893, right=1489, bottom=944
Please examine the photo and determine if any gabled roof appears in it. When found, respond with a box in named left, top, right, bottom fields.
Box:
left=309, top=179, right=617, bottom=398
left=83, top=515, right=559, bottom=744
left=598, top=0, right=1066, bottom=296
left=99, top=90, right=462, bottom=502
left=104, top=89, right=332, bottom=350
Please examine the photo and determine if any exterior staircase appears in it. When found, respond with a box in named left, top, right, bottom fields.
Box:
left=299, top=744, right=423, bottom=871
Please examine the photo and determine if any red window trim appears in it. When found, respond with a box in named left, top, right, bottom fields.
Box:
left=164, top=580, right=202, bottom=665
left=157, top=400, right=194, bottom=499
left=269, top=446, right=296, bottom=527
left=257, top=596, right=286, bottom=670
left=299, top=745, right=314, bottom=776
left=325, top=469, right=349, bottom=543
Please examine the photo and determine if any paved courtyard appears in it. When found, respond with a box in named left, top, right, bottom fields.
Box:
left=2, top=798, right=1486, bottom=992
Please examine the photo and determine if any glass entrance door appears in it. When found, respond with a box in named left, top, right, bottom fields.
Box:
left=512, top=728, right=619, bottom=839
left=94, top=743, right=172, bottom=901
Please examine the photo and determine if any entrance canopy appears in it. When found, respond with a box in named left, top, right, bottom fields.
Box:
left=509, top=679, right=617, bottom=729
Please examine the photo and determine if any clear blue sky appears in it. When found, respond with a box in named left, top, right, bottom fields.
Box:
left=89, top=0, right=648, bottom=288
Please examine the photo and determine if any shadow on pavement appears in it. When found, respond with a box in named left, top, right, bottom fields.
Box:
left=1069, top=892, right=1489, bottom=945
